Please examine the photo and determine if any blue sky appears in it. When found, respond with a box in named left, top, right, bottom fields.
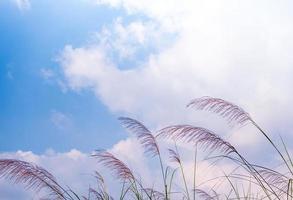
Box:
left=0, top=0, right=178, bottom=154
left=1, top=0, right=293, bottom=198
left=0, top=0, right=128, bottom=153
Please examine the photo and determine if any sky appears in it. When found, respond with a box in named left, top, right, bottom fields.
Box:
left=0, top=0, right=128, bottom=153
left=1, top=0, right=293, bottom=199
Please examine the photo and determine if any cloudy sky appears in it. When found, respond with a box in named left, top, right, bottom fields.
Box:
left=1, top=0, right=293, bottom=199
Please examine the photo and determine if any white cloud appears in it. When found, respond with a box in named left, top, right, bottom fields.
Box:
left=50, top=110, right=73, bottom=130
left=59, top=0, right=293, bottom=152
left=40, top=68, right=55, bottom=80
left=94, top=0, right=189, bottom=32
left=91, top=17, right=174, bottom=62
left=12, top=0, right=31, bottom=11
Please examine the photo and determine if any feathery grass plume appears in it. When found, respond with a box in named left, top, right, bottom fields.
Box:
left=92, top=150, right=134, bottom=181
left=92, top=152, right=147, bottom=200
left=0, top=159, right=67, bottom=199
left=195, top=189, right=219, bottom=200
left=94, top=171, right=105, bottom=185
left=143, top=188, right=165, bottom=200
left=168, top=149, right=181, bottom=164
left=83, top=188, right=103, bottom=200
left=118, top=117, right=169, bottom=199
left=118, top=117, right=160, bottom=157
left=188, top=97, right=293, bottom=176
left=257, top=168, right=288, bottom=188
left=187, top=96, right=251, bottom=125
left=87, top=171, right=113, bottom=200
left=157, top=125, right=279, bottom=198
left=254, top=167, right=290, bottom=198
left=157, top=125, right=236, bottom=155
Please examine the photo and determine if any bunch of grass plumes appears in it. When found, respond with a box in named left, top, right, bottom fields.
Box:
left=1, top=97, right=293, bottom=199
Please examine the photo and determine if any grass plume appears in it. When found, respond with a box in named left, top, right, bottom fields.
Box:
left=1, top=97, right=293, bottom=200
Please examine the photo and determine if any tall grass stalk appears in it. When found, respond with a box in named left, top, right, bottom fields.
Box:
left=1, top=96, right=293, bottom=200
